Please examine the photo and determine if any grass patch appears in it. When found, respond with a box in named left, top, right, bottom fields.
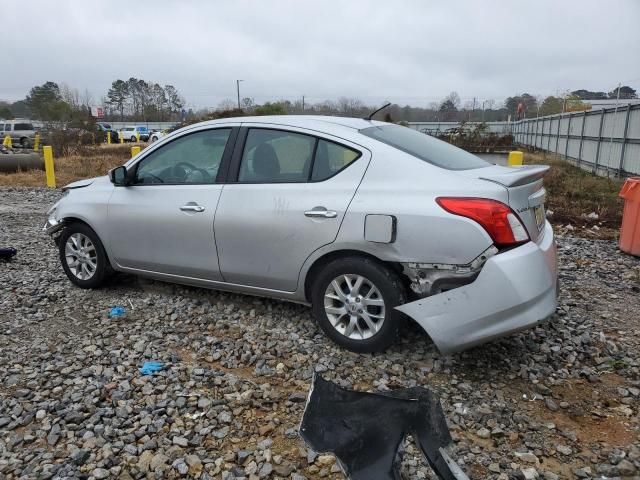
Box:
left=523, top=152, right=624, bottom=229
left=0, top=144, right=144, bottom=187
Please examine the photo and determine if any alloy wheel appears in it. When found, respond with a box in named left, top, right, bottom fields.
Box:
left=324, top=274, right=386, bottom=340
left=64, top=233, right=98, bottom=280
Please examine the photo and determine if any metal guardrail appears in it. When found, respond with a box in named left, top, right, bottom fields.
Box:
left=512, top=103, right=640, bottom=176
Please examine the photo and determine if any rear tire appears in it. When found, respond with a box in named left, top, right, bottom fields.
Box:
left=58, top=223, right=111, bottom=289
left=310, top=256, right=406, bottom=353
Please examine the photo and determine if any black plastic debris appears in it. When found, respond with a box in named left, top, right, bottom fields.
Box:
left=0, top=247, right=17, bottom=261
left=299, top=374, right=470, bottom=480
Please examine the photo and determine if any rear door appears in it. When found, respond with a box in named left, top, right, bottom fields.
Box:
left=214, top=125, right=370, bottom=291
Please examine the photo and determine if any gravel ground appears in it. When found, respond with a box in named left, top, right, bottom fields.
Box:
left=1, top=186, right=639, bottom=480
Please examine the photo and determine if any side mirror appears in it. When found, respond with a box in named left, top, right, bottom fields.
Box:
left=109, top=166, right=129, bottom=186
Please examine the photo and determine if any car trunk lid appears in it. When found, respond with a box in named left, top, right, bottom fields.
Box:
left=456, top=165, right=550, bottom=242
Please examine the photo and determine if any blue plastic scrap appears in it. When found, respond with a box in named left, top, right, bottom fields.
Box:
left=108, top=306, right=126, bottom=318
left=139, top=361, right=164, bottom=376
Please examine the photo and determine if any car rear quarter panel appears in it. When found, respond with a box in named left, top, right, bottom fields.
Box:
left=332, top=144, right=509, bottom=265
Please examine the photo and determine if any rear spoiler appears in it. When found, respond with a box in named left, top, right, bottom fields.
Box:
left=479, top=165, right=550, bottom=187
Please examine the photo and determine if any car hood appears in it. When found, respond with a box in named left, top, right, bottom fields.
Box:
left=62, top=175, right=110, bottom=191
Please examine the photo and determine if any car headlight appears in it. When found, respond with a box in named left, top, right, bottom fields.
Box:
left=46, top=192, right=68, bottom=219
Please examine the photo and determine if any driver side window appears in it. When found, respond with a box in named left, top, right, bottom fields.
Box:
left=135, top=129, right=231, bottom=185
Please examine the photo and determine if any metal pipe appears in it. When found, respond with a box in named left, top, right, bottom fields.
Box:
left=606, top=83, right=622, bottom=174
left=564, top=113, right=572, bottom=160
left=577, top=110, right=587, bottom=168
left=0, top=153, right=44, bottom=173
left=618, top=103, right=632, bottom=176
left=594, top=108, right=606, bottom=174
left=555, top=114, right=562, bottom=154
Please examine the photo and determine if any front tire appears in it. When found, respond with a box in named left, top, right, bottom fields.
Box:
left=58, top=223, right=110, bottom=289
left=310, top=257, right=406, bottom=353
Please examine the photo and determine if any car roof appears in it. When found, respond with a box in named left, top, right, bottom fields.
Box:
left=197, top=115, right=388, bottom=135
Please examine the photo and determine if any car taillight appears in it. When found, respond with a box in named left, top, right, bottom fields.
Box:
left=436, top=197, right=529, bottom=248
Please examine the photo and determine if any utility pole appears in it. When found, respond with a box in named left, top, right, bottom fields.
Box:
left=302, top=95, right=305, bottom=112
left=471, top=97, right=476, bottom=122
left=481, top=100, right=486, bottom=122
left=236, top=80, right=243, bottom=109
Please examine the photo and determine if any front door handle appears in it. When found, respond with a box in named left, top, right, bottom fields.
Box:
left=304, top=207, right=337, bottom=218
left=180, top=204, right=205, bottom=213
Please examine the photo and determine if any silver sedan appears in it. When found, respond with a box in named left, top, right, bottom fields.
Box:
left=44, top=116, right=557, bottom=353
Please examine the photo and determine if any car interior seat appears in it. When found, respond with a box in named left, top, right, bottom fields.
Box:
left=252, top=143, right=280, bottom=180
left=313, top=141, right=331, bottom=180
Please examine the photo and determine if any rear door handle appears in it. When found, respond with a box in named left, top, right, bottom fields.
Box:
left=180, top=204, right=205, bottom=213
left=304, top=207, right=337, bottom=218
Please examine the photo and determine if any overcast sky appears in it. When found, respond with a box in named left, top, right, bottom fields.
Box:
left=2, top=0, right=639, bottom=108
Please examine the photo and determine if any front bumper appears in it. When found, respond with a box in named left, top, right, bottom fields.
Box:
left=43, top=215, right=64, bottom=236
left=396, top=221, right=558, bottom=354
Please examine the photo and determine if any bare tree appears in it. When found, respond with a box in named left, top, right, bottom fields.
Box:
left=337, top=97, right=364, bottom=116
left=241, top=97, right=255, bottom=111
left=445, top=91, right=461, bottom=109
left=60, top=83, right=80, bottom=109
left=81, top=89, right=93, bottom=109
left=217, top=99, right=236, bottom=111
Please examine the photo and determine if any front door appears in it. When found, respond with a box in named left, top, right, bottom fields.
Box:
left=215, top=126, right=369, bottom=291
left=107, top=127, right=235, bottom=281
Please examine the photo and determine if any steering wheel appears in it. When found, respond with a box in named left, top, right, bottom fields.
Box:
left=173, top=162, right=209, bottom=182
left=139, top=172, right=164, bottom=184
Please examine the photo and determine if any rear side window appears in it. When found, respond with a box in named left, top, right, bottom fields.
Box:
left=13, top=123, right=33, bottom=130
left=239, top=129, right=316, bottom=182
left=311, top=140, right=359, bottom=181
left=360, top=124, right=490, bottom=170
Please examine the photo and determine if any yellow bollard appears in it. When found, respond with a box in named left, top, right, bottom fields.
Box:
left=508, top=150, right=523, bottom=167
left=120, top=133, right=124, bottom=144
left=136, top=132, right=140, bottom=142
left=107, top=131, right=111, bottom=144
left=131, top=145, right=141, bottom=158
left=43, top=146, right=56, bottom=188
left=3, top=135, right=12, bottom=148
left=33, top=133, right=40, bottom=151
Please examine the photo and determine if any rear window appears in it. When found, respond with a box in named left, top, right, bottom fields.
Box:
left=360, top=124, right=490, bottom=171
left=13, top=123, right=33, bottom=131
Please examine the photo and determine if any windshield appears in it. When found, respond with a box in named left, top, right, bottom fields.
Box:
left=360, top=124, right=490, bottom=171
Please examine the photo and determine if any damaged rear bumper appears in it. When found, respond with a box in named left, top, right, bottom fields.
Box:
left=396, top=221, right=557, bottom=354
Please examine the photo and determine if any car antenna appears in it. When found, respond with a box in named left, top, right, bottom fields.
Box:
left=364, top=102, right=391, bottom=121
